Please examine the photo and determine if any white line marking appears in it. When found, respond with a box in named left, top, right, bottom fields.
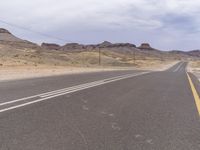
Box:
left=40, top=73, right=145, bottom=97
left=174, top=62, right=183, bottom=72
left=0, top=72, right=145, bottom=107
left=0, top=95, right=39, bottom=106
left=185, top=62, right=188, bottom=72
left=0, top=72, right=150, bottom=113
left=40, top=81, right=103, bottom=97
left=179, top=66, right=183, bottom=71
left=173, top=62, right=183, bottom=72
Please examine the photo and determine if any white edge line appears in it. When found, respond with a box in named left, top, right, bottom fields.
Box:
left=0, top=72, right=150, bottom=113
left=174, top=62, right=183, bottom=72
left=0, top=72, right=144, bottom=106
left=40, top=73, right=146, bottom=97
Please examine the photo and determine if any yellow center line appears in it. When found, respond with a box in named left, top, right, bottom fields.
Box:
left=187, top=72, right=200, bottom=116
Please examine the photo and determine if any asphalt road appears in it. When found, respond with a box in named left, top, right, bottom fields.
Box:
left=0, top=62, right=200, bottom=150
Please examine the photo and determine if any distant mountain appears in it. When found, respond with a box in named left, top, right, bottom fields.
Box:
left=46, top=41, right=136, bottom=51
left=41, top=43, right=61, bottom=50
left=98, top=41, right=112, bottom=47
left=61, top=43, right=85, bottom=51
left=41, top=41, right=200, bottom=60
left=138, top=43, right=155, bottom=51
left=187, top=50, right=200, bottom=57
left=0, top=28, right=39, bottom=49
left=168, top=50, right=200, bottom=58
left=0, top=28, right=200, bottom=62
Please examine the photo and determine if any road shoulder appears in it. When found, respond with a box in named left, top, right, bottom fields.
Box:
left=0, top=61, right=177, bottom=82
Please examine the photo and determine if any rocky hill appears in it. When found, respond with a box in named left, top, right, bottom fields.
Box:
left=61, top=43, right=85, bottom=51
left=0, top=28, right=39, bottom=49
left=168, top=50, right=200, bottom=59
left=41, top=43, right=61, bottom=50
left=187, top=50, right=200, bottom=57
left=138, top=43, right=155, bottom=51
left=58, top=41, right=136, bottom=51
left=0, top=28, right=199, bottom=68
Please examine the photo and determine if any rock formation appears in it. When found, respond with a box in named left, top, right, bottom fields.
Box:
left=0, top=28, right=11, bottom=34
left=138, top=43, right=154, bottom=50
left=61, top=43, right=85, bottom=51
left=41, top=43, right=61, bottom=50
left=0, top=28, right=39, bottom=49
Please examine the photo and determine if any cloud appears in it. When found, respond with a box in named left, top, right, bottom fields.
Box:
left=0, top=0, right=200, bottom=50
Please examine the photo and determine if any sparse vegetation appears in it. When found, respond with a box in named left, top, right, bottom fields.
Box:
left=189, top=60, right=200, bottom=72
left=0, top=28, right=197, bottom=81
left=189, top=60, right=200, bottom=80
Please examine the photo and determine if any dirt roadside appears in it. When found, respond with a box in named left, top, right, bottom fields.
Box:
left=0, top=61, right=177, bottom=81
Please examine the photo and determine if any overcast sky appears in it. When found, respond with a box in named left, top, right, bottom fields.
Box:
left=0, top=0, right=200, bottom=50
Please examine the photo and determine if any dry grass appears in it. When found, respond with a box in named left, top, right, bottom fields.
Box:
left=0, top=65, right=136, bottom=81
left=188, top=60, right=200, bottom=81
left=189, top=60, right=200, bottom=70
left=0, top=43, right=178, bottom=81
left=134, top=59, right=177, bottom=71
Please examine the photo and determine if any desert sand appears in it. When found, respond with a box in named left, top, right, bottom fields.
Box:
left=0, top=61, right=177, bottom=81
left=188, top=61, right=200, bottom=81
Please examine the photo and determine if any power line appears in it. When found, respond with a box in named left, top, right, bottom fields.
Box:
left=0, top=19, right=72, bottom=43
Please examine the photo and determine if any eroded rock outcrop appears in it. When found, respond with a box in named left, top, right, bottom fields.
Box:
left=61, top=43, right=85, bottom=51
left=0, top=28, right=39, bottom=49
left=41, top=43, right=61, bottom=50
left=138, top=43, right=154, bottom=50
left=0, top=28, right=11, bottom=34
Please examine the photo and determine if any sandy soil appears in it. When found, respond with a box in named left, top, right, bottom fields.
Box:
left=0, top=61, right=177, bottom=82
left=0, top=66, right=135, bottom=81
left=188, top=61, right=200, bottom=81
left=134, top=60, right=177, bottom=71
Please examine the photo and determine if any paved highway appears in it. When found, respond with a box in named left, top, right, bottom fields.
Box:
left=0, top=62, right=200, bottom=150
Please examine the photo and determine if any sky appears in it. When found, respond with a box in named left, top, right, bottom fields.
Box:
left=0, top=0, right=200, bottom=51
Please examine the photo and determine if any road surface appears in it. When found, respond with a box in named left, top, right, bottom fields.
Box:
left=0, top=62, right=200, bottom=150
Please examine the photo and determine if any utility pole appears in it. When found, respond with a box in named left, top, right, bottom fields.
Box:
left=82, top=49, right=85, bottom=67
left=132, top=50, right=136, bottom=64
left=99, top=47, right=101, bottom=65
